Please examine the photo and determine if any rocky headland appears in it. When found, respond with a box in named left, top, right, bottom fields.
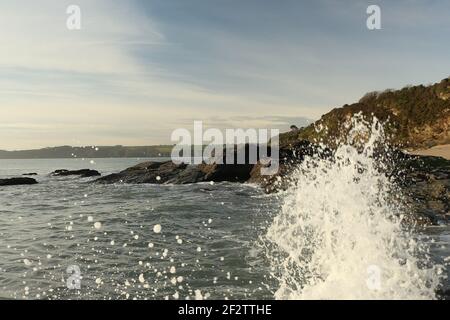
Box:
left=2, top=78, right=448, bottom=225
left=94, top=78, right=450, bottom=225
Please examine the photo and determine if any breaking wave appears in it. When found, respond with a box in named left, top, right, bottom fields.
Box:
left=265, top=115, right=443, bottom=299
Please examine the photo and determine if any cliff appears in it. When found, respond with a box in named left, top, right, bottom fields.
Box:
left=282, top=77, right=450, bottom=149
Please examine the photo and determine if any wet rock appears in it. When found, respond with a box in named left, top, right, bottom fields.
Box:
left=198, top=162, right=254, bottom=183
left=95, top=161, right=193, bottom=184
left=395, top=155, right=450, bottom=225
left=0, top=177, right=38, bottom=186
left=22, top=173, right=38, bottom=176
left=93, top=141, right=346, bottom=190
left=436, top=288, right=450, bottom=300
left=95, top=144, right=264, bottom=185
left=248, top=140, right=332, bottom=193
left=95, top=159, right=255, bottom=185
left=51, top=169, right=101, bottom=178
left=164, top=164, right=207, bottom=184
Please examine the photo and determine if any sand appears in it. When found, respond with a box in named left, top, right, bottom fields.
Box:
left=409, top=144, right=450, bottom=160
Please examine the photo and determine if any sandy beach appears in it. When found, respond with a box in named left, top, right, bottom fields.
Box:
left=410, top=144, right=450, bottom=160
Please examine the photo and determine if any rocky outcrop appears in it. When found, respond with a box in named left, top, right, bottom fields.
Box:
left=0, top=177, right=38, bottom=186
left=393, top=155, right=450, bottom=225
left=50, top=169, right=101, bottom=178
left=95, top=160, right=255, bottom=185
left=94, top=141, right=449, bottom=225
left=95, top=161, right=192, bottom=184
left=96, top=144, right=263, bottom=185
left=248, top=140, right=332, bottom=193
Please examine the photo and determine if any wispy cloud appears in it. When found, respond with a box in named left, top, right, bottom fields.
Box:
left=0, top=0, right=449, bottom=150
left=0, top=0, right=163, bottom=74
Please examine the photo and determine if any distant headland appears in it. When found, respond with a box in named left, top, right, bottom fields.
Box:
left=0, top=145, right=173, bottom=159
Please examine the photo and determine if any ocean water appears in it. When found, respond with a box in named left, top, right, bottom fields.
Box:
left=0, top=154, right=449, bottom=300
left=0, top=158, right=277, bottom=299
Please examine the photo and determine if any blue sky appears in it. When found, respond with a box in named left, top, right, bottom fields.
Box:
left=0, top=0, right=449, bottom=149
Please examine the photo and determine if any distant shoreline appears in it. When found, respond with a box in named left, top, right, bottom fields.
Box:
left=0, top=145, right=173, bottom=159
left=0, top=156, right=170, bottom=160
left=3, top=143, right=450, bottom=160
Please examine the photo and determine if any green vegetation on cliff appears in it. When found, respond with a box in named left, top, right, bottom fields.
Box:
left=282, top=77, right=450, bottom=149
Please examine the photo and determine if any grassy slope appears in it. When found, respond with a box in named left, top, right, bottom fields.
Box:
left=281, top=77, right=450, bottom=149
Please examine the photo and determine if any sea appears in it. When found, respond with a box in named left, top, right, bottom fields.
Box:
left=0, top=153, right=449, bottom=299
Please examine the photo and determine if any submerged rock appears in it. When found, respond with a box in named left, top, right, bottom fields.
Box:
left=0, top=177, right=38, bottom=186
left=50, top=169, right=101, bottom=178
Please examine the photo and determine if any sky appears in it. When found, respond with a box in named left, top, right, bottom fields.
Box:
left=0, top=0, right=449, bottom=150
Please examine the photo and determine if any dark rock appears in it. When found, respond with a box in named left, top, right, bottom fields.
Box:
left=165, top=164, right=207, bottom=184
left=51, top=169, right=101, bottom=178
left=198, top=162, right=254, bottom=183
left=95, top=159, right=255, bottom=185
left=95, top=141, right=329, bottom=187
left=95, top=144, right=264, bottom=185
left=0, top=177, right=38, bottom=186
left=52, top=169, right=68, bottom=175
left=95, top=161, right=193, bottom=184
left=22, top=173, right=38, bottom=176
left=387, top=154, right=450, bottom=225
left=248, top=139, right=332, bottom=193
left=436, top=288, right=450, bottom=300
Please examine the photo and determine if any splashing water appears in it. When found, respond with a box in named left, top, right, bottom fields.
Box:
left=265, top=115, right=443, bottom=299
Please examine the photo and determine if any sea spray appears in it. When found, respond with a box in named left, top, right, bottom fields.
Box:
left=264, top=115, right=443, bottom=299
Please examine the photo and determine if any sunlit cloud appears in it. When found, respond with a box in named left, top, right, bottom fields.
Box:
left=0, top=0, right=449, bottom=150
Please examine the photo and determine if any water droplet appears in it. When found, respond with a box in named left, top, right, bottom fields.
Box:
left=153, top=224, right=162, bottom=233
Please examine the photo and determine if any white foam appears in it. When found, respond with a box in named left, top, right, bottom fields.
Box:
left=265, top=115, right=443, bottom=300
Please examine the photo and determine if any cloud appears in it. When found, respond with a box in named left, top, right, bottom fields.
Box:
left=173, top=115, right=313, bottom=132
left=0, top=0, right=163, bottom=74
left=1, top=0, right=449, bottom=150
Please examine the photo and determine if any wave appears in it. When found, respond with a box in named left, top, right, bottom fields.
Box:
left=264, top=115, right=444, bottom=299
